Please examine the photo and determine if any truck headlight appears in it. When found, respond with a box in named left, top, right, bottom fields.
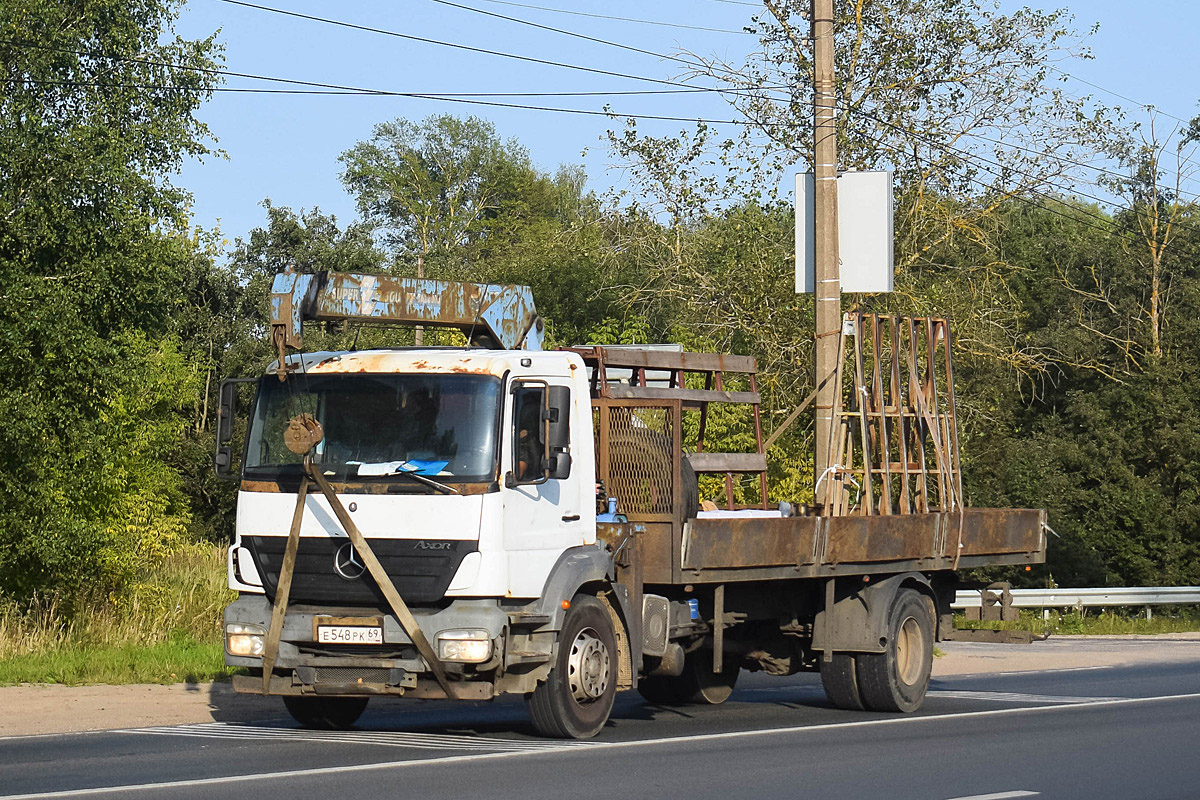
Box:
left=436, top=629, right=492, bottom=663
left=226, top=623, right=266, bottom=657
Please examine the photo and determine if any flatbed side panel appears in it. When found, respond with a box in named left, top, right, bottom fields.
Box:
left=958, top=508, right=1046, bottom=556
left=824, top=514, right=941, bottom=563
left=639, top=522, right=677, bottom=584
left=682, top=517, right=819, bottom=570
left=671, top=508, right=1044, bottom=582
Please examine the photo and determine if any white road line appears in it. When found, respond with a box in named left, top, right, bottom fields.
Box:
left=944, top=792, right=1038, bottom=800
left=991, top=666, right=1113, bottom=676
left=740, top=685, right=1124, bottom=704
left=5, top=691, right=1200, bottom=800
left=115, top=723, right=590, bottom=753
left=928, top=690, right=1123, bottom=704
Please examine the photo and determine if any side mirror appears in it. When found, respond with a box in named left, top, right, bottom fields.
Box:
left=214, top=377, right=256, bottom=480
left=544, top=385, right=571, bottom=480
left=545, top=386, right=571, bottom=450
left=217, top=380, right=236, bottom=444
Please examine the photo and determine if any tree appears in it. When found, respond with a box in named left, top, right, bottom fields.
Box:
left=0, top=1, right=220, bottom=599
left=340, top=115, right=531, bottom=274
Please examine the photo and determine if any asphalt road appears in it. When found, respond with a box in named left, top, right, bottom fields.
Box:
left=2, top=660, right=1198, bottom=800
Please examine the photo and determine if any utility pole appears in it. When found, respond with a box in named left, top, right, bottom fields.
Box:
left=812, top=0, right=840, bottom=500
left=415, top=254, right=425, bottom=347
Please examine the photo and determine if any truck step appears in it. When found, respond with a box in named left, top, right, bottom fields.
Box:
left=507, top=613, right=552, bottom=627
left=506, top=650, right=552, bottom=664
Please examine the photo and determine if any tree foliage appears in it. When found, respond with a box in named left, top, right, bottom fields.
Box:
left=0, top=0, right=219, bottom=598
left=4, top=2, right=1200, bottom=605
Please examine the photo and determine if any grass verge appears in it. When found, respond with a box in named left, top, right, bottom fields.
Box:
left=0, top=638, right=235, bottom=686
left=0, top=546, right=235, bottom=686
left=955, top=608, right=1200, bottom=636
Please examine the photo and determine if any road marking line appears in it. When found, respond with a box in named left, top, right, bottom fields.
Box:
left=5, top=691, right=1200, bottom=799
left=739, top=685, right=1123, bottom=704
left=944, top=792, right=1038, bottom=800
left=928, top=690, right=1123, bottom=704
left=990, top=665, right=1113, bottom=676
left=115, top=724, right=591, bottom=753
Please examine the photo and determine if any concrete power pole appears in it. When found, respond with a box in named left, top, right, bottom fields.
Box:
left=812, top=0, right=841, bottom=499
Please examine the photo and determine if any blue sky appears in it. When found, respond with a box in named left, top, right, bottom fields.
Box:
left=172, top=0, right=1200, bottom=246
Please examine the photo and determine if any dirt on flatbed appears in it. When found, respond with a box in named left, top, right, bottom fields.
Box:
left=3, top=633, right=1199, bottom=738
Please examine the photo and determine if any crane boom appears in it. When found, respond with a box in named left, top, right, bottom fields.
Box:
left=269, top=270, right=544, bottom=357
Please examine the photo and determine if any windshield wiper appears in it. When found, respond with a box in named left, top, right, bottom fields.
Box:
left=394, top=470, right=459, bottom=495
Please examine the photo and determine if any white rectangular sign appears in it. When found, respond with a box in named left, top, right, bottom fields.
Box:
left=795, top=170, right=894, bottom=293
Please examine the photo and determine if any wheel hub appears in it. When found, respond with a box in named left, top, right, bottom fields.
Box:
left=896, top=615, right=926, bottom=686
left=567, top=627, right=610, bottom=703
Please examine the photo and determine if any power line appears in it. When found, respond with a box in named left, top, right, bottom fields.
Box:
left=848, top=122, right=1135, bottom=243
left=215, top=0, right=712, bottom=92
left=847, top=115, right=1200, bottom=244
left=426, top=0, right=710, bottom=69
left=471, top=0, right=752, bottom=35
left=1049, top=66, right=1195, bottom=127
left=0, top=76, right=776, bottom=99
left=850, top=101, right=1200, bottom=206
left=5, top=36, right=781, bottom=99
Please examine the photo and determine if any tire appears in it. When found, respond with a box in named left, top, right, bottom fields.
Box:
left=637, top=649, right=738, bottom=706
left=529, top=595, right=618, bottom=739
left=855, top=588, right=934, bottom=712
left=282, top=696, right=369, bottom=730
left=820, top=652, right=865, bottom=711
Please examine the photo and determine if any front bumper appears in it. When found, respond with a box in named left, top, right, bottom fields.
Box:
left=224, top=594, right=548, bottom=697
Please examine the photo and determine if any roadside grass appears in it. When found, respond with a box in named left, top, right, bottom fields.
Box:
left=955, top=608, right=1200, bottom=636
left=0, top=546, right=236, bottom=686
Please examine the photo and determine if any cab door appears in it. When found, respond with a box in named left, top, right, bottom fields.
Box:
left=501, top=378, right=584, bottom=596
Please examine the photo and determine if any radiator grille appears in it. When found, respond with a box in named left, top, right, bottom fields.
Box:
left=312, top=667, right=392, bottom=685
left=246, top=536, right=474, bottom=606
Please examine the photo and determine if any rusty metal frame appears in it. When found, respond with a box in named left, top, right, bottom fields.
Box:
left=567, top=346, right=770, bottom=511
left=826, top=313, right=963, bottom=518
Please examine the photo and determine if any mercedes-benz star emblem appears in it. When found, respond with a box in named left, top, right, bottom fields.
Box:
left=333, top=542, right=367, bottom=580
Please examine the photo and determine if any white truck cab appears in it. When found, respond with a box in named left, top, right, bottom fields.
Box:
left=229, top=348, right=595, bottom=601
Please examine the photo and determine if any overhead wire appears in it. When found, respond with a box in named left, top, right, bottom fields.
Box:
left=847, top=101, right=1200, bottom=205
left=470, top=0, right=752, bottom=35
left=849, top=105, right=1200, bottom=238
left=0, top=75, right=776, bottom=99
left=214, top=0, right=715, bottom=92
left=1048, top=66, right=1196, bottom=127
left=847, top=122, right=1139, bottom=245
left=427, top=0, right=741, bottom=66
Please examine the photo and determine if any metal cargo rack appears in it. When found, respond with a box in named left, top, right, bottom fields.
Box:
left=565, top=326, right=1045, bottom=587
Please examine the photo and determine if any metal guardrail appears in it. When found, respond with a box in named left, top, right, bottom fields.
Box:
left=953, top=586, right=1200, bottom=609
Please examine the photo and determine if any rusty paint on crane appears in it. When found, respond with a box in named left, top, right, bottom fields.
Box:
left=269, top=270, right=544, bottom=353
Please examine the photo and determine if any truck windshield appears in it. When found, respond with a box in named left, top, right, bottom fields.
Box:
left=244, top=373, right=501, bottom=483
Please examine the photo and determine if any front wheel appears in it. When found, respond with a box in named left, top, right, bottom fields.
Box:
left=855, top=588, right=934, bottom=712
left=528, top=595, right=618, bottom=739
left=282, top=696, right=369, bottom=730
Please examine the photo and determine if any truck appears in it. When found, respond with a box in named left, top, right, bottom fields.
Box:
left=215, top=269, right=1046, bottom=738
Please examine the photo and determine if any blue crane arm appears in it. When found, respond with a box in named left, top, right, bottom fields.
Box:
left=269, top=270, right=544, bottom=353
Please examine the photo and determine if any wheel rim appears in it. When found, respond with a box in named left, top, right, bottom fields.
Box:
left=895, top=615, right=925, bottom=686
left=567, top=626, right=610, bottom=703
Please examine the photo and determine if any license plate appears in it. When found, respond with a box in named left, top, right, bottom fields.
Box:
left=314, top=616, right=384, bottom=645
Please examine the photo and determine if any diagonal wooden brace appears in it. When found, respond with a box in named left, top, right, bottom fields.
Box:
left=306, top=463, right=458, bottom=700
left=261, top=475, right=308, bottom=694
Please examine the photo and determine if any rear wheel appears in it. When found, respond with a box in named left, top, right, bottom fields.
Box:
left=282, top=696, right=369, bottom=730
left=638, top=649, right=739, bottom=706
left=855, top=588, right=934, bottom=712
left=819, top=652, right=865, bottom=710
left=528, top=595, right=618, bottom=739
